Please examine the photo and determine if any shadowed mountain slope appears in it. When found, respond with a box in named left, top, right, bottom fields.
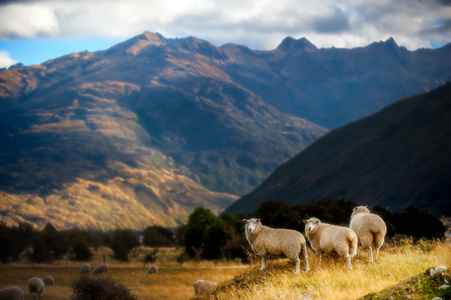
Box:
left=226, top=82, right=451, bottom=217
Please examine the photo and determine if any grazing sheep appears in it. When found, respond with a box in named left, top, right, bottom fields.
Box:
left=79, top=263, right=91, bottom=275
left=0, top=286, right=24, bottom=300
left=243, top=218, right=309, bottom=274
left=40, top=275, right=54, bottom=287
left=27, top=277, right=45, bottom=300
left=304, top=217, right=358, bottom=269
left=147, top=265, right=158, bottom=274
left=193, top=280, right=217, bottom=295
left=93, top=263, right=109, bottom=275
left=350, top=206, right=387, bottom=263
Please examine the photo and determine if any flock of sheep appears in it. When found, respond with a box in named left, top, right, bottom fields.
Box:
left=0, top=262, right=110, bottom=300
left=244, top=205, right=387, bottom=273
left=0, top=205, right=386, bottom=298
left=0, top=276, right=53, bottom=300
left=194, top=205, right=387, bottom=295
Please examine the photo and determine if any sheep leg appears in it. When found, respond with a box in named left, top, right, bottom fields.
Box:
left=375, top=247, right=379, bottom=261
left=346, top=254, right=352, bottom=270
left=303, top=244, right=310, bottom=273
left=318, top=254, right=322, bottom=267
left=367, top=246, right=373, bottom=263
left=295, top=257, right=300, bottom=275
left=260, top=256, right=267, bottom=270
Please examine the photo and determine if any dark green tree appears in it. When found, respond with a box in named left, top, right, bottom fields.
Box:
left=110, top=230, right=140, bottom=262
left=203, top=220, right=231, bottom=259
left=28, top=237, right=53, bottom=263
left=70, top=235, right=93, bottom=261
left=183, top=207, right=218, bottom=257
left=41, top=222, right=69, bottom=260
left=142, top=226, right=176, bottom=247
left=395, top=206, right=446, bottom=240
left=0, top=222, right=35, bottom=263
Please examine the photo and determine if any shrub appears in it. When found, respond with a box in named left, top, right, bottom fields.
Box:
left=110, top=229, right=140, bottom=261
left=69, top=276, right=137, bottom=300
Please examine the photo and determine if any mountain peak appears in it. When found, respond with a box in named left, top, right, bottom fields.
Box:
left=277, top=37, right=317, bottom=52
left=384, top=37, right=399, bottom=48
left=369, top=37, right=400, bottom=51
left=126, top=31, right=166, bottom=55
left=141, top=31, right=164, bottom=42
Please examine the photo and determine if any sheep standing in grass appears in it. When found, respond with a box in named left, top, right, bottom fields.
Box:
left=41, top=276, right=54, bottom=287
left=0, top=286, right=24, bottom=300
left=28, top=277, right=45, bottom=300
left=79, top=263, right=91, bottom=276
left=193, top=280, right=217, bottom=295
left=147, top=265, right=158, bottom=274
left=93, top=263, right=109, bottom=275
left=350, top=206, right=387, bottom=263
left=243, top=218, right=309, bottom=274
left=304, top=217, right=358, bottom=270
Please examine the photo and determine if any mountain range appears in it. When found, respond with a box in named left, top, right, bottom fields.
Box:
left=0, top=31, right=450, bottom=229
left=226, top=82, right=451, bottom=217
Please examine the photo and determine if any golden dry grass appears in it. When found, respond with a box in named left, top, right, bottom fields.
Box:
left=0, top=247, right=245, bottom=300
left=209, top=239, right=451, bottom=300
left=0, top=240, right=449, bottom=300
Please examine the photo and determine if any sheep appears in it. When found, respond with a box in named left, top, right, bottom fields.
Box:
left=304, top=217, right=358, bottom=270
left=40, top=276, right=54, bottom=287
left=93, top=263, right=109, bottom=275
left=27, top=277, right=45, bottom=300
left=350, top=206, right=387, bottom=263
left=0, top=286, right=24, bottom=300
left=243, top=218, right=309, bottom=274
left=79, top=263, right=91, bottom=275
left=193, top=280, right=217, bottom=295
left=147, top=265, right=158, bottom=274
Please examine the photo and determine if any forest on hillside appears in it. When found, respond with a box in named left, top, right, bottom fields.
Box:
left=0, top=198, right=446, bottom=265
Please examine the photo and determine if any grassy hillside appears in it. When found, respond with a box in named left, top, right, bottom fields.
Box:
left=0, top=240, right=449, bottom=300
left=204, top=239, right=451, bottom=299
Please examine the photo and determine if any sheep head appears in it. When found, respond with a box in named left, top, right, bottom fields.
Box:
left=243, top=218, right=262, bottom=234
left=304, top=217, right=321, bottom=233
left=351, top=205, right=370, bottom=218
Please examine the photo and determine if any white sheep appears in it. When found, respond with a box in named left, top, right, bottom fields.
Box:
left=40, top=276, right=54, bottom=287
left=147, top=265, right=158, bottom=274
left=350, top=206, right=387, bottom=263
left=93, top=263, right=109, bottom=275
left=193, top=280, right=217, bottom=295
left=304, top=217, right=358, bottom=269
left=27, top=277, right=45, bottom=300
left=243, top=218, right=309, bottom=274
left=79, top=263, right=91, bottom=275
left=0, top=286, right=24, bottom=300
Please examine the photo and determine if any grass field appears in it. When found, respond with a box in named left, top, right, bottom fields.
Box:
left=0, top=247, right=245, bottom=300
left=0, top=239, right=450, bottom=300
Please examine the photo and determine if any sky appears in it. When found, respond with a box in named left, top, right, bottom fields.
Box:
left=0, top=0, right=451, bottom=68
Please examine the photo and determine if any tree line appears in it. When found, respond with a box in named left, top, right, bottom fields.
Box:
left=0, top=198, right=446, bottom=264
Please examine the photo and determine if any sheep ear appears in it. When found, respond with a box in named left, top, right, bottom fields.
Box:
left=365, top=205, right=368, bottom=208
left=243, top=219, right=248, bottom=223
left=303, top=220, right=307, bottom=224
left=315, top=219, right=320, bottom=224
left=257, top=218, right=261, bottom=223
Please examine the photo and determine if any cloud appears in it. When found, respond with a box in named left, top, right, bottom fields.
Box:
left=312, top=7, right=350, bottom=33
left=421, top=19, right=451, bottom=35
left=0, top=3, right=59, bottom=39
left=0, top=50, right=17, bottom=68
left=0, top=0, right=450, bottom=50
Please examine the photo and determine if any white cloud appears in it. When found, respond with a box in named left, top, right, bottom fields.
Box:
left=0, top=50, right=17, bottom=69
left=0, top=3, right=59, bottom=39
left=0, top=0, right=450, bottom=50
